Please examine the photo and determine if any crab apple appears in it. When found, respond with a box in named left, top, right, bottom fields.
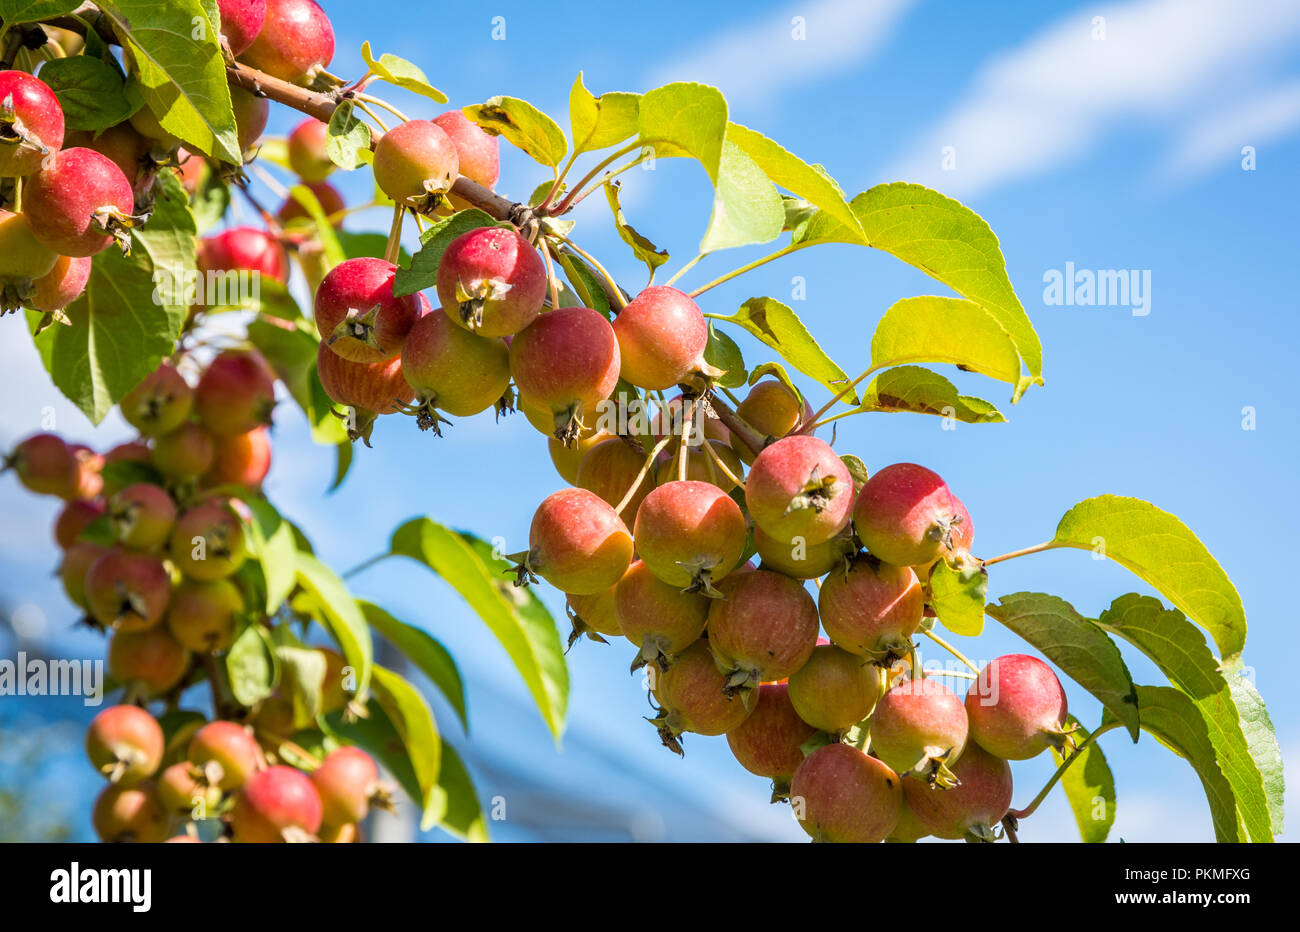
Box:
left=311, top=747, right=386, bottom=828
left=85, top=549, right=171, bottom=631
left=278, top=179, right=345, bottom=227
left=853, top=463, right=972, bottom=567
left=611, top=286, right=709, bottom=390
left=4, top=432, right=77, bottom=498
left=55, top=498, right=106, bottom=549
left=153, top=423, right=217, bottom=480
left=0, top=70, right=65, bottom=176
left=966, top=654, right=1070, bottom=760
left=108, top=482, right=176, bottom=550
left=565, top=584, right=622, bottom=647
left=754, top=526, right=851, bottom=580
left=285, top=118, right=332, bottom=181
left=189, top=721, right=262, bottom=791
left=655, top=439, right=744, bottom=493
left=92, top=782, right=168, bottom=843
left=372, top=118, right=459, bottom=212
left=614, top=559, right=710, bottom=669
left=790, top=742, right=902, bottom=843
left=872, top=677, right=969, bottom=784
left=707, top=569, right=820, bottom=694
left=438, top=227, right=546, bottom=337
left=157, top=761, right=222, bottom=814
left=316, top=343, right=414, bottom=415
left=231, top=765, right=323, bottom=842
left=24, top=147, right=134, bottom=257
left=29, top=254, right=92, bottom=313
left=817, top=555, right=924, bottom=660
left=886, top=800, right=931, bottom=843
left=787, top=644, right=881, bottom=734
left=400, top=306, right=510, bottom=429
left=320, top=822, right=359, bottom=843
left=239, top=0, right=334, bottom=85
left=649, top=639, right=754, bottom=754
left=68, top=444, right=105, bottom=500
left=217, top=0, right=267, bottom=56
left=734, top=379, right=809, bottom=464
left=198, top=226, right=288, bottom=284
left=512, top=307, right=621, bottom=441
left=632, top=480, right=746, bottom=595
left=107, top=626, right=190, bottom=697
left=166, top=577, right=243, bottom=653
left=576, top=436, right=654, bottom=519
left=548, top=427, right=612, bottom=485
left=314, top=257, right=420, bottom=362
left=65, top=124, right=152, bottom=188
left=746, top=435, right=853, bottom=546
left=0, top=209, right=58, bottom=284
left=433, top=110, right=499, bottom=190
left=903, top=743, right=1013, bottom=842
left=128, top=106, right=182, bottom=152
left=195, top=350, right=276, bottom=436
left=170, top=499, right=248, bottom=580
left=526, top=488, right=633, bottom=595
left=726, top=682, right=818, bottom=798
left=207, top=427, right=271, bottom=490
left=120, top=361, right=194, bottom=437
left=85, top=705, right=165, bottom=785
left=59, top=541, right=108, bottom=607
left=102, top=441, right=152, bottom=496
left=232, top=86, right=271, bottom=153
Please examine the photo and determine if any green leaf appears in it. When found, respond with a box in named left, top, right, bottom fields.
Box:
left=1230, top=675, right=1285, bottom=836
left=359, top=42, right=447, bottom=102
left=0, top=0, right=82, bottom=24
left=28, top=172, right=195, bottom=423
left=271, top=643, right=326, bottom=729
left=435, top=743, right=488, bottom=842
left=389, top=518, right=568, bottom=740
left=1052, top=716, right=1116, bottom=843
left=463, top=96, right=567, bottom=168
left=747, top=361, right=803, bottom=403
left=986, top=591, right=1140, bottom=741
left=603, top=180, right=668, bottom=277
left=703, top=322, right=746, bottom=389
left=97, top=0, right=241, bottom=164
left=1113, top=685, right=1245, bottom=842
left=1096, top=593, right=1272, bottom=842
left=795, top=183, right=1040, bottom=397
left=393, top=208, right=500, bottom=297
left=190, top=163, right=229, bottom=235
left=371, top=664, right=443, bottom=831
left=637, top=83, right=783, bottom=253
left=721, top=297, right=856, bottom=403
left=851, top=366, right=1006, bottom=423
left=553, top=249, right=612, bottom=317
left=226, top=623, right=278, bottom=707
left=241, top=499, right=297, bottom=614
left=360, top=601, right=468, bottom=731
left=325, top=100, right=373, bottom=171
left=927, top=555, right=987, bottom=636
left=870, top=296, right=1022, bottom=391
left=1053, top=496, right=1246, bottom=665
left=38, top=56, right=136, bottom=132
left=293, top=553, right=373, bottom=699
left=568, top=72, right=639, bottom=155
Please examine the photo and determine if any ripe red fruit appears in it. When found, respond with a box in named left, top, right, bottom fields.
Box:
left=277, top=179, right=345, bottom=227
left=373, top=118, right=459, bottom=212
left=195, top=350, right=276, bottom=435
left=120, top=361, right=193, bottom=436
left=231, top=765, right=323, bottom=842
left=787, top=644, right=882, bottom=734
left=871, top=677, right=969, bottom=784
left=400, top=309, right=510, bottom=431
left=85, top=705, right=164, bottom=784
left=107, top=625, right=190, bottom=697
left=547, top=427, right=611, bottom=485
left=170, top=499, right=249, bottom=580
left=438, top=227, right=547, bottom=337
left=60, top=541, right=108, bottom=607
left=239, top=0, right=334, bottom=85
left=903, top=743, right=1013, bottom=842
left=198, top=226, right=288, bottom=284
left=614, top=559, right=710, bottom=669
left=85, top=549, right=171, bottom=631
left=92, top=782, right=168, bottom=843
left=746, top=435, right=853, bottom=546
left=217, top=0, right=267, bottom=56
left=526, top=488, right=633, bottom=595
left=316, top=343, right=414, bottom=415
left=511, top=307, right=620, bottom=443
left=817, top=555, right=924, bottom=660
left=287, top=117, right=331, bottom=180
left=189, top=721, right=262, bottom=790
left=4, top=433, right=77, bottom=498
left=153, top=423, right=217, bottom=480
left=68, top=444, right=104, bottom=500
left=157, top=761, right=222, bottom=814
left=753, top=526, right=851, bottom=580
left=66, top=124, right=153, bottom=191
left=852, top=463, right=972, bottom=567
left=0, top=210, right=58, bottom=304
left=108, top=482, right=176, bottom=550
left=166, top=577, right=243, bottom=652
left=433, top=110, right=499, bottom=190
left=649, top=639, right=754, bottom=754
left=735, top=378, right=808, bottom=464
left=632, top=479, right=746, bottom=595
left=314, top=257, right=420, bottom=362
left=565, top=584, right=622, bottom=646
left=725, top=682, right=818, bottom=799
left=24, top=147, right=134, bottom=256
left=207, top=426, right=271, bottom=489
left=706, top=569, right=820, bottom=693
left=29, top=254, right=92, bottom=312
left=886, top=800, right=931, bottom=843
left=55, top=498, right=106, bottom=549
left=790, top=742, right=903, bottom=843
left=612, top=286, right=710, bottom=390
left=966, top=654, right=1069, bottom=760
left=232, top=85, right=270, bottom=154
left=0, top=70, right=65, bottom=176
left=576, top=436, right=653, bottom=519
left=310, top=747, right=385, bottom=827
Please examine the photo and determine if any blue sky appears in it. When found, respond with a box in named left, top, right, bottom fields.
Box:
left=2, top=0, right=1298, bottom=842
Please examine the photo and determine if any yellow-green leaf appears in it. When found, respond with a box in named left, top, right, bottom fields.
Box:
left=371, top=664, right=443, bottom=831
left=853, top=366, right=1006, bottom=423
left=360, top=42, right=447, bottom=102
left=1052, top=716, right=1116, bottom=843
left=463, top=96, right=567, bottom=168
left=928, top=555, right=987, bottom=636
left=569, top=72, right=639, bottom=155
left=721, top=297, right=856, bottom=404
left=871, top=296, right=1022, bottom=391
left=293, top=553, right=373, bottom=698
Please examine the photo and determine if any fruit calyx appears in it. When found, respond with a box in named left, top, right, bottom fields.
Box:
left=326, top=302, right=392, bottom=357
left=784, top=463, right=838, bottom=516
left=91, top=204, right=144, bottom=256
left=454, top=276, right=515, bottom=332
left=0, top=92, right=49, bottom=158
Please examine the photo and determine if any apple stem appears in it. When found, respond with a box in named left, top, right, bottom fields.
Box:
left=614, top=434, right=672, bottom=517
left=1007, top=720, right=1122, bottom=821
left=981, top=541, right=1062, bottom=567
left=920, top=628, right=980, bottom=675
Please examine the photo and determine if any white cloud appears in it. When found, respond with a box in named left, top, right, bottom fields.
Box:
left=885, top=0, right=1300, bottom=196
left=1159, top=79, right=1300, bottom=182
left=647, top=0, right=916, bottom=108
